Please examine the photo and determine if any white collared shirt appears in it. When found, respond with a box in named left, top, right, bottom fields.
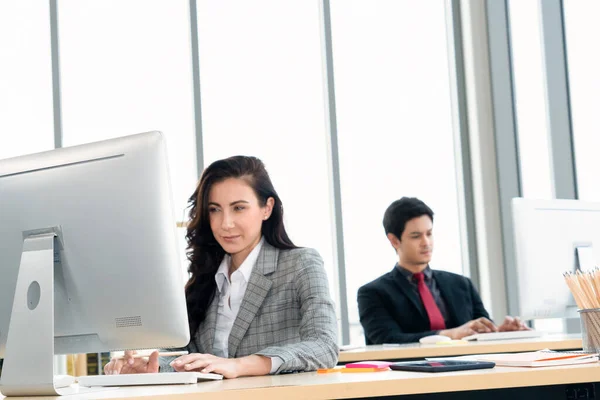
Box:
left=213, top=237, right=282, bottom=373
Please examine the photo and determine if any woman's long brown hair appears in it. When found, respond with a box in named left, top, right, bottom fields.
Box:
left=185, top=156, right=296, bottom=338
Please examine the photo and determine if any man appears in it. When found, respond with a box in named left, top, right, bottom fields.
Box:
left=358, top=197, right=528, bottom=344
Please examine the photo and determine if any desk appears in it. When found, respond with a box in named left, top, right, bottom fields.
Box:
left=4, top=362, right=599, bottom=400
left=339, top=333, right=582, bottom=363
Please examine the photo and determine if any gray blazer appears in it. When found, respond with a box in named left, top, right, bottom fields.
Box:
left=160, top=242, right=339, bottom=373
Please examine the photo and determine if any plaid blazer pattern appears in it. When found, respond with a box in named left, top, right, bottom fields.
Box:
left=160, top=242, right=339, bottom=373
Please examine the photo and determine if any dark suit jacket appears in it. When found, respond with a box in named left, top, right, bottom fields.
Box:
left=358, top=267, right=490, bottom=344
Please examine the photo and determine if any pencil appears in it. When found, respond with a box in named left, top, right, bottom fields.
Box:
left=564, top=270, right=600, bottom=310
left=112, top=351, right=188, bottom=360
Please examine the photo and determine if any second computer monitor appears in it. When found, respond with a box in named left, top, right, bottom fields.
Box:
left=512, top=198, right=600, bottom=320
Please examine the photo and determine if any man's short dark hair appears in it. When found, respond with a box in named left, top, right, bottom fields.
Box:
left=383, top=197, right=434, bottom=240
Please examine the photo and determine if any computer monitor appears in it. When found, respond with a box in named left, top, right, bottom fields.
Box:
left=0, top=131, right=189, bottom=395
left=512, top=198, right=600, bottom=321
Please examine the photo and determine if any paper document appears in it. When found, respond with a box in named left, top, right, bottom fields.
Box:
left=428, top=349, right=598, bottom=367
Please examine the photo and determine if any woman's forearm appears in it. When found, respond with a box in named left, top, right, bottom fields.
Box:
left=234, top=354, right=272, bottom=377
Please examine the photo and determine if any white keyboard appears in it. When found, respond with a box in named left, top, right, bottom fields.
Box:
left=463, top=330, right=543, bottom=341
left=77, top=372, right=223, bottom=387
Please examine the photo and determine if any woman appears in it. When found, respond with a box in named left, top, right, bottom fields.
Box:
left=104, top=156, right=338, bottom=377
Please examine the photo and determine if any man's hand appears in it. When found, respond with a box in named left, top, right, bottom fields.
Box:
left=440, top=317, right=497, bottom=339
left=497, top=316, right=531, bottom=332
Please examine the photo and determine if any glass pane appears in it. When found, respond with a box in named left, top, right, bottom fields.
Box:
left=58, top=0, right=197, bottom=280
left=508, top=0, right=553, bottom=199
left=0, top=2, right=54, bottom=159
left=330, top=0, right=465, bottom=344
left=563, top=0, right=600, bottom=201
left=197, top=1, right=338, bottom=303
left=58, top=0, right=197, bottom=215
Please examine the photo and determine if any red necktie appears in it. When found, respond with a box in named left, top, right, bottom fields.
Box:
left=414, top=272, right=446, bottom=330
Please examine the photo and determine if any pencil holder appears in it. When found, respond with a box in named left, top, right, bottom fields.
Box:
left=578, top=309, right=600, bottom=353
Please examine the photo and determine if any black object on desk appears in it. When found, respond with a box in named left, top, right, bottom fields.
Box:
left=390, top=360, right=495, bottom=373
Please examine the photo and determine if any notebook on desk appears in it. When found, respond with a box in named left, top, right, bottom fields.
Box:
left=78, top=371, right=223, bottom=387
left=474, top=350, right=599, bottom=367
left=462, top=330, right=543, bottom=341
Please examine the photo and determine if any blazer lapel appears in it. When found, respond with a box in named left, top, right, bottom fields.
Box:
left=227, top=242, right=277, bottom=357
left=197, top=295, right=218, bottom=354
left=391, top=267, right=426, bottom=319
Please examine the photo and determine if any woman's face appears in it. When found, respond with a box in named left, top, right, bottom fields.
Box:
left=207, top=178, right=273, bottom=260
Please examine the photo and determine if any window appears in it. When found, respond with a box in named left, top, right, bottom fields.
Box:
left=0, top=1, right=54, bottom=159
left=508, top=0, right=553, bottom=199
left=57, top=0, right=198, bottom=280
left=58, top=0, right=197, bottom=214
left=330, top=0, right=465, bottom=344
left=563, top=0, right=600, bottom=201
left=196, top=1, right=338, bottom=301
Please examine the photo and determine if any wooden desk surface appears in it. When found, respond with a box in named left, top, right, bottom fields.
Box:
left=6, top=362, right=599, bottom=400
left=338, top=333, right=582, bottom=362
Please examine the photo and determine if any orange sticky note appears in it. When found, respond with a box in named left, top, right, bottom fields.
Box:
left=317, top=368, right=342, bottom=374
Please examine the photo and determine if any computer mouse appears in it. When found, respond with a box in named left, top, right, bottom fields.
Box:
left=54, top=374, right=76, bottom=388
left=419, top=334, right=452, bottom=344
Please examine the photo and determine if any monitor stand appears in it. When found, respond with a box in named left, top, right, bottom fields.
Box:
left=0, top=231, right=76, bottom=396
left=575, top=244, right=595, bottom=272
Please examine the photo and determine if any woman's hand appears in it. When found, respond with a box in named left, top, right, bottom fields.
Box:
left=170, top=353, right=240, bottom=378
left=170, top=354, right=271, bottom=378
left=103, top=350, right=159, bottom=375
